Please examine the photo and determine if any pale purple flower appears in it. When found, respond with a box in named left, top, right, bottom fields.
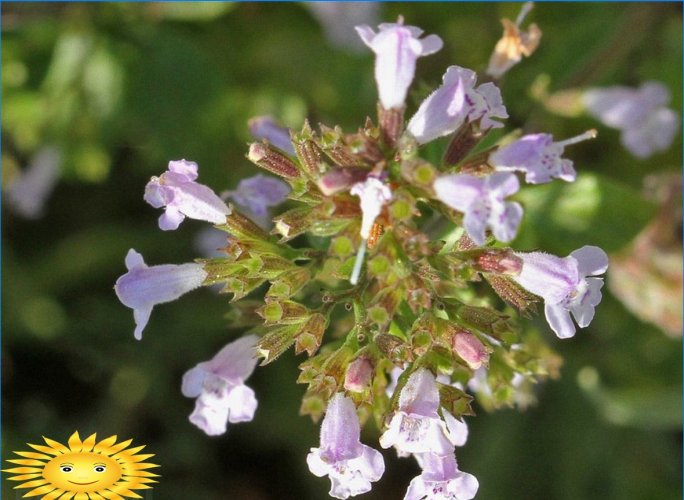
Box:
left=405, top=453, right=479, bottom=500
left=356, top=21, right=443, bottom=110
left=433, top=172, right=522, bottom=246
left=114, top=249, right=207, bottom=340
left=223, top=174, right=291, bottom=219
left=583, top=81, right=680, bottom=158
left=306, top=3, right=381, bottom=53
left=307, top=393, right=385, bottom=499
left=248, top=116, right=296, bottom=156
left=5, top=146, right=61, bottom=219
left=379, top=368, right=454, bottom=456
left=465, top=81, right=508, bottom=131
left=512, top=245, right=609, bottom=339
left=182, top=335, right=259, bottom=436
left=407, top=66, right=507, bottom=145
left=144, top=159, right=231, bottom=230
left=490, top=130, right=596, bottom=184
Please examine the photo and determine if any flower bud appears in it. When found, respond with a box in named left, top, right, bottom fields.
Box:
left=317, top=167, right=369, bottom=196
left=453, top=332, right=489, bottom=369
left=267, top=267, right=311, bottom=298
left=257, top=299, right=310, bottom=325
left=248, top=142, right=300, bottom=179
left=474, top=249, right=523, bottom=275
left=344, top=356, right=374, bottom=393
left=319, top=124, right=362, bottom=166
left=292, top=120, right=325, bottom=178
left=257, top=324, right=301, bottom=364
left=220, top=207, right=271, bottom=241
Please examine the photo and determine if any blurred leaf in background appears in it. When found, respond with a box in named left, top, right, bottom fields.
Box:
left=2, top=3, right=681, bottom=500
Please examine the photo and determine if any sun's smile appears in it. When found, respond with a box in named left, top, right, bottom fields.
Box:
left=3, top=431, right=159, bottom=499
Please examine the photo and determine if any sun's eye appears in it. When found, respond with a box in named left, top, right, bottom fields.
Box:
left=60, top=466, right=73, bottom=473
left=94, top=465, right=107, bottom=473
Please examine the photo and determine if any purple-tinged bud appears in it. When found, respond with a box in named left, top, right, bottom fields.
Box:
left=453, top=332, right=489, bottom=369
left=248, top=142, right=300, bottom=179
left=344, top=356, right=374, bottom=393
left=317, top=167, right=370, bottom=196
left=475, top=249, right=523, bottom=275
left=443, top=122, right=485, bottom=166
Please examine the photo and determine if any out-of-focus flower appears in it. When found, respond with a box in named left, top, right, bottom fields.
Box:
left=223, top=174, right=291, bottom=220
left=194, top=227, right=230, bottom=259
left=583, top=81, right=680, bottom=158
left=307, top=393, right=385, bottom=499
left=490, top=130, right=596, bottom=184
left=433, top=172, right=522, bottom=246
left=182, top=335, right=259, bottom=436
left=380, top=368, right=455, bottom=456
left=305, top=2, right=381, bottom=53
left=404, top=452, right=479, bottom=500
left=486, top=2, right=541, bottom=79
left=512, top=246, right=608, bottom=339
left=144, top=159, right=231, bottom=230
left=114, top=249, right=207, bottom=340
left=248, top=116, right=296, bottom=156
left=4, top=146, right=61, bottom=219
left=407, top=66, right=507, bottom=145
left=609, top=173, right=683, bottom=337
left=356, top=20, right=443, bottom=110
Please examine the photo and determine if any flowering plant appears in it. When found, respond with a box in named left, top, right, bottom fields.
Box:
left=114, top=6, right=611, bottom=498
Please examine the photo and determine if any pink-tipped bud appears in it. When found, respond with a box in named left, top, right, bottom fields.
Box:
left=453, top=332, right=489, bottom=370
left=248, top=142, right=299, bottom=179
left=344, top=356, right=374, bottom=393
left=475, top=249, right=523, bottom=275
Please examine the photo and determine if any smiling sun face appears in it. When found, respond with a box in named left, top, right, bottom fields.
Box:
left=3, top=431, right=159, bottom=499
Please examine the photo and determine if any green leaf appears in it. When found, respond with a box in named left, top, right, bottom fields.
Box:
left=516, top=173, right=657, bottom=253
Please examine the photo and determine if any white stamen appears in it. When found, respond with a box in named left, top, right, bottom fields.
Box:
left=515, top=2, right=535, bottom=26
left=350, top=240, right=367, bottom=285
left=555, top=129, right=598, bottom=148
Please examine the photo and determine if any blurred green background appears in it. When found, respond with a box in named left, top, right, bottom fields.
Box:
left=2, top=3, right=681, bottom=499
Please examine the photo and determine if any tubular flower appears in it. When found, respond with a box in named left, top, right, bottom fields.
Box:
left=114, top=249, right=207, bottom=340
left=433, top=172, right=523, bottom=246
left=407, top=66, right=507, bottom=145
left=307, top=393, right=385, bottom=499
left=380, top=369, right=455, bottom=456
left=512, top=245, right=609, bottom=338
left=405, top=453, right=479, bottom=500
left=356, top=21, right=443, bottom=110
left=144, top=159, right=231, bottom=230
left=490, top=130, right=596, bottom=184
left=181, top=335, right=259, bottom=436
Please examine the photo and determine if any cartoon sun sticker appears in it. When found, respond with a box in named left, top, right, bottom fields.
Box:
left=3, top=431, right=159, bottom=499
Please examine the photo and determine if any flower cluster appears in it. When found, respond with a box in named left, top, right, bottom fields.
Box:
left=115, top=8, right=610, bottom=498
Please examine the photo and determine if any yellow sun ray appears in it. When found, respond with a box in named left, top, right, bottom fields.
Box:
left=13, top=451, right=53, bottom=460
left=42, top=489, right=66, bottom=500
left=28, top=443, right=63, bottom=456
left=93, top=436, right=118, bottom=454
left=4, top=432, right=159, bottom=499
left=6, top=473, right=43, bottom=481
left=42, top=437, right=70, bottom=454
left=2, top=466, right=43, bottom=474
